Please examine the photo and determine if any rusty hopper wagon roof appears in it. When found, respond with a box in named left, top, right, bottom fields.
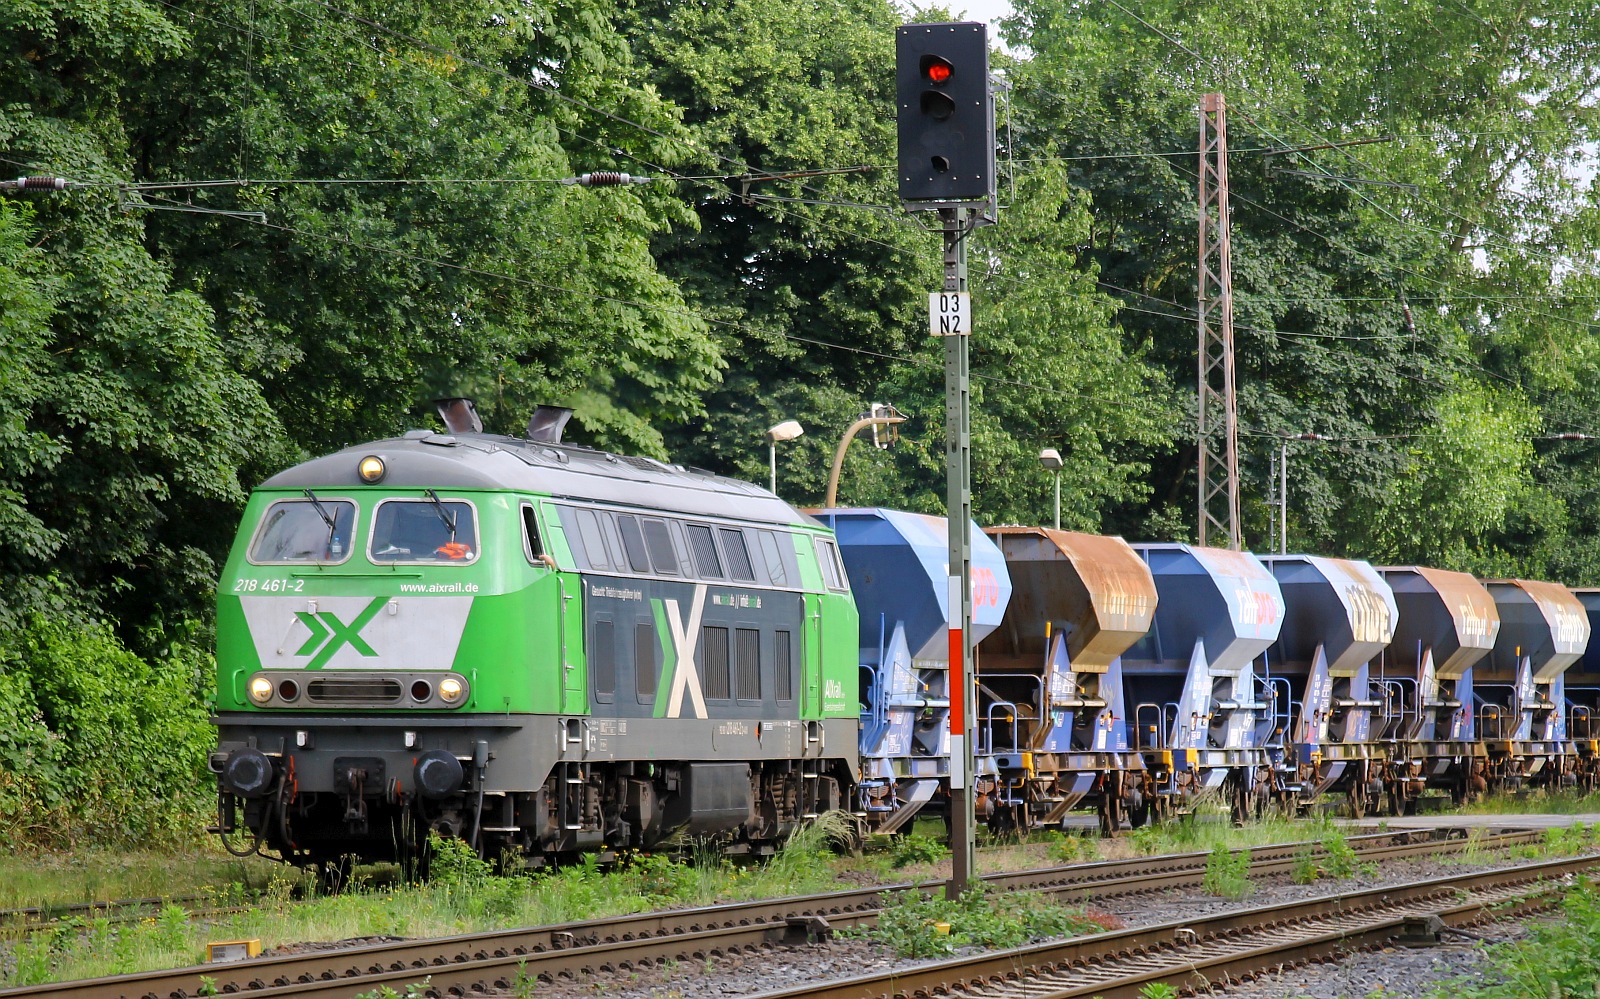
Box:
left=1377, top=567, right=1500, bottom=680
left=980, top=528, right=1156, bottom=672
left=1484, top=579, right=1590, bottom=681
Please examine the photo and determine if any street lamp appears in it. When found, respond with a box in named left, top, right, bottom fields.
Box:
left=1275, top=432, right=1327, bottom=554
left=766, top=420, right=804, bottom=495
left=1038, top=448, right=1064, bottom=530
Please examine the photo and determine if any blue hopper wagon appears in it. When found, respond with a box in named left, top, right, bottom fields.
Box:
left=816, top=508, right=1011, bottom=834
left=1122, top=545, right=1284, bottom=822
left=1257, top=556, right=1397, bottom=817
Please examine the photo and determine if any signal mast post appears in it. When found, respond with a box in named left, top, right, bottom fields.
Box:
left=941, top=206, right=976, bottom=895
left=895, top=20, right=994, bottom=898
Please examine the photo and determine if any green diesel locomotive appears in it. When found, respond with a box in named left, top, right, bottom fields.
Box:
left=211, top=403, right=859, bottom=866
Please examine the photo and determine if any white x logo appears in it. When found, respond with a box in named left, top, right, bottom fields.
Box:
left=663, top=585, right=709, bottom=719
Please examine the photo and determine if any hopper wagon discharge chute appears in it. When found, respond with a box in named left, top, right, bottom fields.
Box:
left=1476, top=580, right=1589, bottom=792
left=815, top=508, right=1011, bottom=835
left=977, top=528, right=1157, bottom=834
left=1374, top=567, right=1500, bottom=811
left=1122, top=545, right=1283, bottom=823
left=1256, top=556, right=1397, bottom=818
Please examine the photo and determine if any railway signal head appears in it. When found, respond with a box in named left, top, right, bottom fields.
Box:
left=896, top=22, right=995, bottom=204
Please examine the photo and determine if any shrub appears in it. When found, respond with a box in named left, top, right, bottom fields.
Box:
left=888, top=834, right=950, bottom=868
left=1202, top=845, right=1252, bottom=898
left=868, top=885, right=1106, bottom=958
left=0, top=615, right=215, bottom=849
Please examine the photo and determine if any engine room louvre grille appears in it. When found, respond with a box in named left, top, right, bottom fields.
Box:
left=306, top=678, right=404, bottom=704
left=619, top=455, right=661, bottom=472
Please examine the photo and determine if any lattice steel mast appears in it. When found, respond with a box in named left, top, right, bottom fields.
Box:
left=1197, top=93, right=1241, bottom=550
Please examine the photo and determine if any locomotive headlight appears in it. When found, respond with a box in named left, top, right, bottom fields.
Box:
left=438, top=676, right=465, bottom=703
left=357, top=455, right=386, bottom=483
left=248, top=676, right=274, bottom=704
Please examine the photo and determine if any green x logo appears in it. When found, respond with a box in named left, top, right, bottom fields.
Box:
left=294, top=597, right=388, bottom=669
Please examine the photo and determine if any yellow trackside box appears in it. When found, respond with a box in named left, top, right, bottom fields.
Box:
left=206, top=939, right=262, bottom=963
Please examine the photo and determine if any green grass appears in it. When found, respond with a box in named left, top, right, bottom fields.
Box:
left=0, top=817, right=863, bottom=988
left=1457, top=788, right=1600, bottom=815
left=861, top=884, right=1112, bottom=958
left=0, top=847, right=287, bottom=911
left=1414, top=875, right=1600, bottom=998
left=1125, top=809, right=1348, bottom=857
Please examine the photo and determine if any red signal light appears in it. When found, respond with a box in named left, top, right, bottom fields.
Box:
left=922, top=55, right=954, bottom=84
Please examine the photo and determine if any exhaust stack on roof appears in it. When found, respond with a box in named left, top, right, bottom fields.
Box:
left=527, top=406, right=574, bottom=443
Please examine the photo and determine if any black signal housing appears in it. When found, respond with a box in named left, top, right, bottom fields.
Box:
left=896, top=22, right=995, bottom=203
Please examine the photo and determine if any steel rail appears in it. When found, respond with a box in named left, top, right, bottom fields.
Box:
left=3, top=827, right=1543, bottom=999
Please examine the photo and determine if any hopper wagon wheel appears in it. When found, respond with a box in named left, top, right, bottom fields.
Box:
left=1150, top=793, right=1170, bottom=826
left=1228, top=773, right=1250, bottom=826
left=1128, top=796, right=1151, bottom=829
left=1347, top=781, right=1367, bottom=820
left=1098, top=772, right=1124, bottom=836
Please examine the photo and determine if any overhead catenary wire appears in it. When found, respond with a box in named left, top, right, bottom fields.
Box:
left=141, top=0, right=932, bottom=262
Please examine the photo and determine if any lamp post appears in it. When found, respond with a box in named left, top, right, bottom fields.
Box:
left=766, top=420, right=804, bottom=495
left=1038, top=448, right=1064, bottom=530
left=1276, top=432, right=1327, bottom=554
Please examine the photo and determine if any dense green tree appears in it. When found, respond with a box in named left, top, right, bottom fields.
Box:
left=129, top=0, right=718, bottom=457
left=0, top=0, right=286, bottom=631
left=1004, top=0, right=1600, bottom=576
left=628, top=0, right=1176, bottom=527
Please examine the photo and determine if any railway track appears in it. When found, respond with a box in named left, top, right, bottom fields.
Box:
left=4, top=826, right=1549, bottom=999
left=745, top=851, right=1589, bottom=999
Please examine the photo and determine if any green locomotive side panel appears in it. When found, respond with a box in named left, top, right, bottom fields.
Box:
left=536, top=501, right=576, bottom=568
left=816, top=589, right=859, bottom=719
left=791, top=532, right=824, bottom=591
left=447, top=573, right=576, bottom=714
left=790, top=527, right=858, bottom=721
left=215, top=596, right=260, bottom=711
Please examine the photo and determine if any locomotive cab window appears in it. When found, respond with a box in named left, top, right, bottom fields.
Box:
left=369, top=497, right=479, bottom=563
left=815, top=538, right=849, bottom=591
left=522, top=502, right=553, bottom=568
left=250, top=497, right=357, bottom=564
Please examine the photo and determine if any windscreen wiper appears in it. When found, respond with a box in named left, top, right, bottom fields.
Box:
left=424, top=488, right=457, bottom=540
left=303, top=489, right=337, bottom=532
